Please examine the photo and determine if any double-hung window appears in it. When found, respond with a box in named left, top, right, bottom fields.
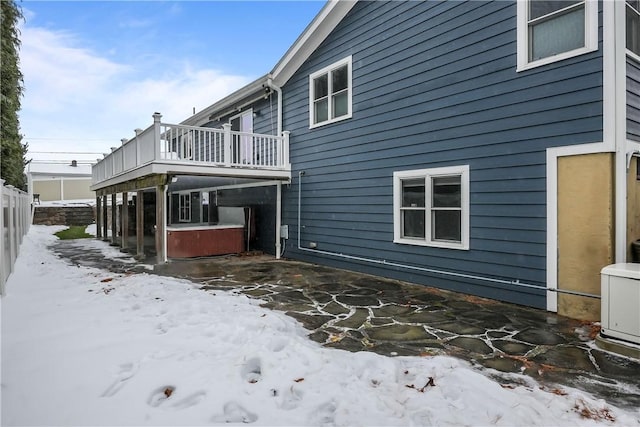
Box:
left=179, top=193, right=191, bottom=222
left=517, top=0, right=598, bottom=71
left=393, top=166, right=470, bottom=250
left=309, top=56, right=352, bottom=128
left=629, top=0, right=640, bottom=57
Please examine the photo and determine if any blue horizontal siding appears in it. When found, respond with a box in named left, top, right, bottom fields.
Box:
left=281, top=0, right=604, bottom=309
left=629, top=57, right=640, bottom=142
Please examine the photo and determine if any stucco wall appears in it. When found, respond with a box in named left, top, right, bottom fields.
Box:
left=33, top=180, right=62, bottom=201
left=557, top=153, right=614, bottom=321
left=63, top=179, right=94, bottom=200
left=33, top=178, right=93, bottom=202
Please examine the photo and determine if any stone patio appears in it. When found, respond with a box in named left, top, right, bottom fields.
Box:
left=52, top=240, right=640, bottom=410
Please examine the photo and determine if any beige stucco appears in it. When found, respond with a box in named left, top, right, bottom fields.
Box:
left=557, top=153, right=614, bottom=321
left=62, top=179, right=94, bottom=200
left=627, top=157, right=640, bottom=261
left=33, top=178, right=93, bottom=202
left=33, top=180, right=62, bottom=202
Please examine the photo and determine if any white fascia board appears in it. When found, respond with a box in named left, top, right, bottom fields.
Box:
left=91, top=163, right=291, bottom=192
left=271, top=0, right=358, bottom=87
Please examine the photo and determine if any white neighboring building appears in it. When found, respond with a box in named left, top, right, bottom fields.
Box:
left=27, top=160, right=94, bottom=203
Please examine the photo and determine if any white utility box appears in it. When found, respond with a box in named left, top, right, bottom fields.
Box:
left=600, top=263, right=640, bottom=345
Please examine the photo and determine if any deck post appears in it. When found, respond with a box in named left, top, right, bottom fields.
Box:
left=96, top=196, right=102, bottom=239
left=121, top=191, right=128, bottom=250
left=111, top=193, right=117, bottom=245
left=155, top=184, right=167, bottom=263
left=275, top=181, right=282, bottom=260
left=282, top=130, right=290, bottom=168
left=223, top=123, right=232, bottom=166
left=153, top=112, right=162, bottom=161
left=134, top=128, right=142, bottom=166
left=136, top=190, right=144, bottom=259
left=102, top=195, right=108, bottom=241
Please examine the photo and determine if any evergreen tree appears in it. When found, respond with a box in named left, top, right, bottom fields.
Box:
left=1, top=0, right=27, bottom=190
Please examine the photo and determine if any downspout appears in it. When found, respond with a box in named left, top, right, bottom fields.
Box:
left=163, top=184, right=168, bottom=263
left=276, top=181, right=282, bottom=259
left=268, top=76, right=285, bottom=261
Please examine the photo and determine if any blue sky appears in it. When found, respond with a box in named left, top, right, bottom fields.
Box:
left=19, top=1, right=325, bottom=161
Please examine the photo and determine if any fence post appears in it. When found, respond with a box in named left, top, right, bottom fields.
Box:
left=7, top=186, right=16, bottom=275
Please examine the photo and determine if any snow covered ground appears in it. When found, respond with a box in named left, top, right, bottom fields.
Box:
left=1, top=225, right=639, bottom=426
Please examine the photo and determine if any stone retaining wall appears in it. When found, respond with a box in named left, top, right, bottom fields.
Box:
left=33, top=206, right=96, bottom=226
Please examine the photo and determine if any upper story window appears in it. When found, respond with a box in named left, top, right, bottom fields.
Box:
left=629, top=0, right=640, bottom=57
left=517, top=0, right=598, bottom=71
left=393, top=165, right=470, bottom=250
left=309, top=56, right=352, bottom=128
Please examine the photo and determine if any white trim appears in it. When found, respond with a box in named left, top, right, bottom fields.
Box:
left=545, top=143, right=612, bottom=312
left=393, top=165, right=469, bottom=251
left=545, top=0, right=626, bottom=312
left=615, top=0, right=629, bottom=264
left=629, top=50, right=640, bottom=64
left=517, top=0, right=598, bottom=72
left=627, top=0, right=640, bottom=59
left=309, top=56, right=353, bottom=129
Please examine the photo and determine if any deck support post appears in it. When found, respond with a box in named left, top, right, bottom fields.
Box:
left=111, top=193, right=117, bottom=245
left=102, top=195, right=108, bottom=241
left=155, top=184, right=167, bottom=263
left=136, top=190, right=144, bottom=259
left=121, top=191, right=129, bottom=250
left=96, top=196, right=103, bottom=239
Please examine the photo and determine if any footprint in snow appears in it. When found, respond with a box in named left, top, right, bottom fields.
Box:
left=101, top=362, right=138, bottom=397
left=147, top=385, right=176, bottom=407
left=211, top=401, right=258, bottom=424
left=279, top=386, right=304, bottom=410
left=170, top=390, right=207, bottom=410
left=241, top=357, right=262, bottom=383
left=309, top=400, right=337, bottom=426
left=267, top=337, right=288, bottom=352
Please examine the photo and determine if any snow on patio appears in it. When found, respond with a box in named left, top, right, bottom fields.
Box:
left=1, top=226, right=638, bottom=426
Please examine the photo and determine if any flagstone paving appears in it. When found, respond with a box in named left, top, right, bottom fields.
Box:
left=52, top=240, right=640, bottom=410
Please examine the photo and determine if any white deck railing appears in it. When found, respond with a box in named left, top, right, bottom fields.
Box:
left=92, top=113, right=290, bottom=185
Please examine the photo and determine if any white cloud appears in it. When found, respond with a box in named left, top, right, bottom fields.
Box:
left=19, top=25, right=252, bottom=158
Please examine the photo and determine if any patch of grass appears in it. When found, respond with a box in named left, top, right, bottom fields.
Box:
left=54, top=226, right=94, bottom=240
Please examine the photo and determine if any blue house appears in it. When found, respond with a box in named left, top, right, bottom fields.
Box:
left=91, top=0, right=640, bottom=321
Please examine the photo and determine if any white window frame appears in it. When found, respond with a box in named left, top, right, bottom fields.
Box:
left=309, top=55, right=353, bottom=129
left=393, top=165, right=470, bottom=250
left=516, top=0, right=598, bottom=72
left=628, top=0, right=640, bottom=61
left=178, top=193, right=191, bottom=223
